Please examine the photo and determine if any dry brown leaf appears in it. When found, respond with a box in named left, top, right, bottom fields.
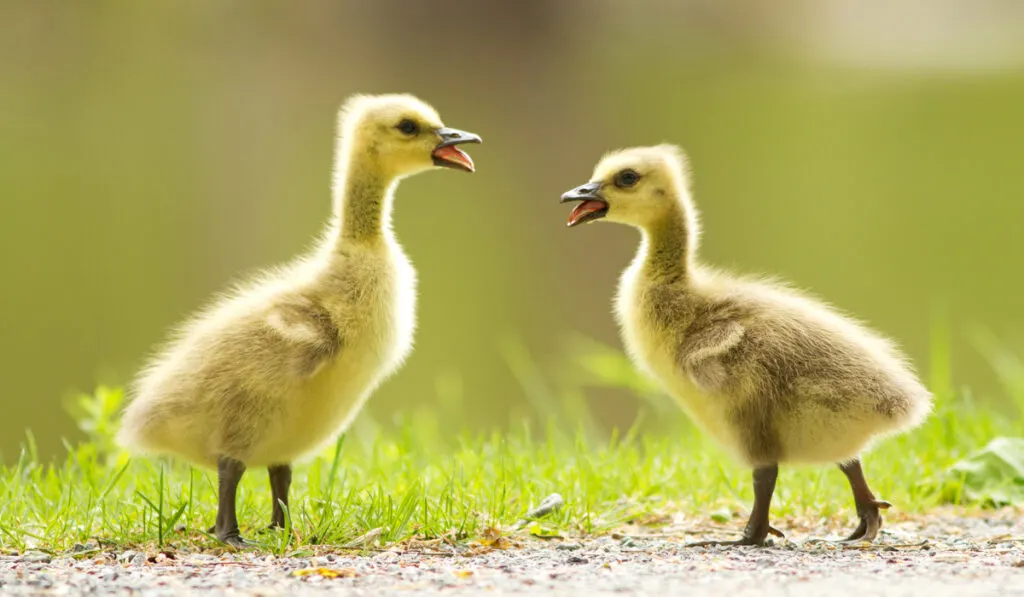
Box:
left=480, top=526, right=502, bottom=542
left=344, top=527, right=383, bottom=548
left=473, top=526, right=515, bottom=551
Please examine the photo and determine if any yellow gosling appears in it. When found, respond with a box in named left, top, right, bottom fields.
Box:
left=561, top=144, right=930, bottom=545
left=118, top=94, right=481, bottom=546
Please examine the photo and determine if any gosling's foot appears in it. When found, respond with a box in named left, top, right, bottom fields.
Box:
left=690, top=465, right=784, bottom=548
left=207, top=524, right=254, bottom=548
left=687, top=537, right=764, bottom=547
left=841, top=499, right=891, bottom=543
left=687, top=524, right=784, bottom=548
left=217, top=531, right=253, bottom=549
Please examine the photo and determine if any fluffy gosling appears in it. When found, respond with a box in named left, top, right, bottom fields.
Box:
left=560, top=145, right=931, bottom=545
left=118, top=94, right=481, bottom=546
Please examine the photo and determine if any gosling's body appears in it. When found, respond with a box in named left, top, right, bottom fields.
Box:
left=617, top=266, right=930, bottom=468
left=118, top=94, right=480, bottom=545
left=562, top=145, right=931, bottom=545
left=121, top=239, right=416, bottom=468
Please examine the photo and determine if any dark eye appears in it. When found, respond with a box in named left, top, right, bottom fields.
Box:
left=615, top=169, right=641, bottom=189
left=396, top=119, right=419, bottom=136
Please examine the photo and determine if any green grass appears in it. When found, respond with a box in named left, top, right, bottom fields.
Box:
left=0, top=333, right=1020, bottom=555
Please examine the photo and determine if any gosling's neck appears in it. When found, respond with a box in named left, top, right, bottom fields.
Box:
left=636, top=205, right=693, bottom=285
left=330, top=152, right=399, bottom=249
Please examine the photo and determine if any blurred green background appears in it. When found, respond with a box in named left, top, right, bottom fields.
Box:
left=2, top=0, right=1024, bottom=460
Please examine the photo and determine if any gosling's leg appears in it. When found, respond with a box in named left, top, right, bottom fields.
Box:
left=213, top=456, right=248, bottom=547
left=838, top=458, right=891, bottom=542
left=688, top=464, right=785, bottom=547
left=268, top=464, right=292, bottom=530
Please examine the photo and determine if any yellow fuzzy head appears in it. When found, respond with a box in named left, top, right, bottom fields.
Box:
left=335, top=94, right=481, bottom=180
left=561, top=144, right=694, bottom=230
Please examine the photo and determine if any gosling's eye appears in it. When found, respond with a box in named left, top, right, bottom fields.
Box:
left=615, top=169, right=641, bottom=189
left=396, top=119, right=419, bottom=136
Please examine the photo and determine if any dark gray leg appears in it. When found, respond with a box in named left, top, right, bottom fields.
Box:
left=214, top=456, right=247, bottom=547
left=688, top=465, right=785, bottom=547
left=268, top=464, right=292, bottom=530
left=839, top=459, right=891, bottom=542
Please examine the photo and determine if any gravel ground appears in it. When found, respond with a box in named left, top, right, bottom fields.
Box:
left=2, top=510, right=1022, bottom=596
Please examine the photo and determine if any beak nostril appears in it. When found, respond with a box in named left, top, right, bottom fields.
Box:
left=434, top=127, right=481, bottom=150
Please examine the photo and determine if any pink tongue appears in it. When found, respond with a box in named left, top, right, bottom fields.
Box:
left=433, top=145, right=474, bottom=171
left=568, top=200, right=606, bottom=226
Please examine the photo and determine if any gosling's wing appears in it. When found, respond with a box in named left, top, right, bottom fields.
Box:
left=263, top=296, right=344, bottom=378
left=675, top=300, right=751, bottom=398
left=679, top=298, right=747, bottom=366
left=680, top=320, right=744, bottom=366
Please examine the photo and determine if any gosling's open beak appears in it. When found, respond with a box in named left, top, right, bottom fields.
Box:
left=560, top=182, right=609, bottom=227
left=432, top=127, right=482, bottom=172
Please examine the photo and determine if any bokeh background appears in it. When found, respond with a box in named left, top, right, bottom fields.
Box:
left=3, top=0, right=1024, bottom=460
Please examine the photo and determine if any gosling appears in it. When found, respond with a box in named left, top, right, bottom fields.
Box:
left=118, top=94, right=481, bottom=546
left=560, top=145, right=931, bottom=545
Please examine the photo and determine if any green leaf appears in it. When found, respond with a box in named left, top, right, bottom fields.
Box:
left=710, top=507, right=732, bottom=523
left=946, top=437, right=1024, bottom=506
left=527, top=521, right=562, bottom=538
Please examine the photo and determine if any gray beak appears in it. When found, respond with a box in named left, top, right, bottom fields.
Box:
left=560, top=181, right=603, bottom=203
left=561, top=182, right=609, bottom=227
left=432, top=127, right=482, bottom=172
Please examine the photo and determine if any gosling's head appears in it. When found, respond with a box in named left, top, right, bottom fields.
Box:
left=337, top=94, right=481, bottom=179
left=561, top=144, right=690, bottom=229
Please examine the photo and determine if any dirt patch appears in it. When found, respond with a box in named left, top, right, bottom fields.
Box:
left=1, top=509, right=1021, bottom=596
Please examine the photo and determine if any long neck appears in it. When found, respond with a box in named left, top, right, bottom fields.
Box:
left=638, top=204, right=693, bottom=284
left=330, top=151, right=396, bottom=248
